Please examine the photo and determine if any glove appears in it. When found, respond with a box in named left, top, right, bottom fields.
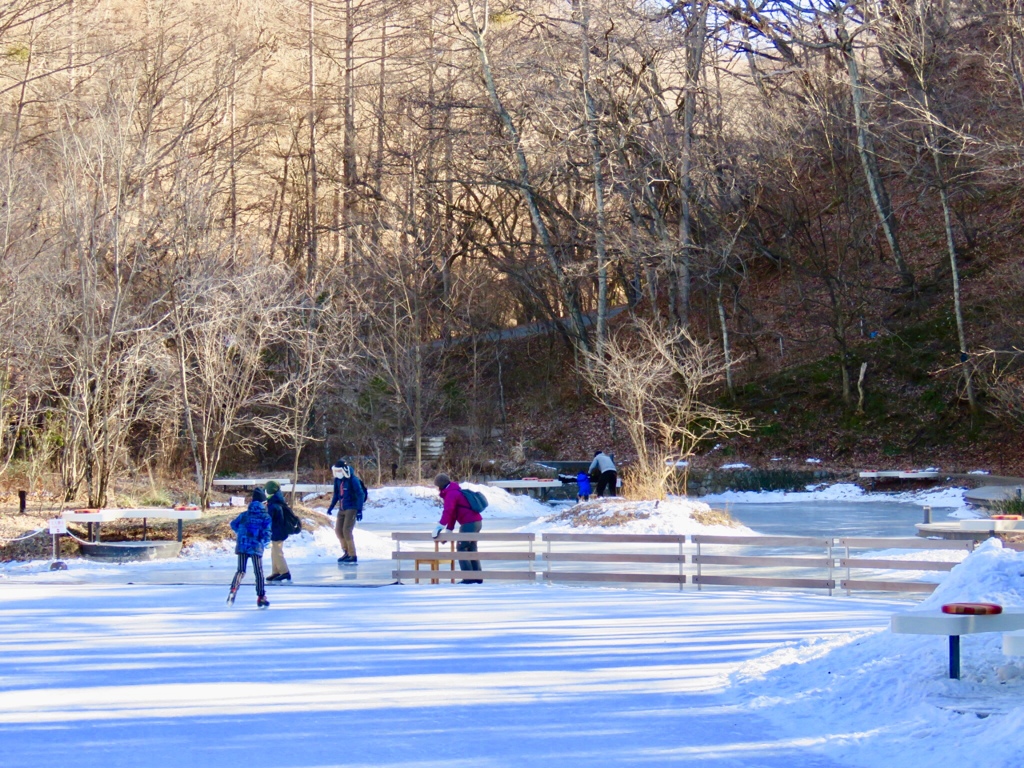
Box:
left=431, top=524, right=444, bottom=539
left=326, top=509, right=333, bottom=516
left=356, top=510, right=363, bottom=522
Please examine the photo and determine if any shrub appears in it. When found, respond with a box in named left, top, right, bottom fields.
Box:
left=140, top=488, right=173, bottom=508
left=992, top=497, right=1024, bottom=516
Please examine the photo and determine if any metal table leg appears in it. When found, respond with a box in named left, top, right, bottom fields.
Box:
left=950, top=635, right=961, bottom=679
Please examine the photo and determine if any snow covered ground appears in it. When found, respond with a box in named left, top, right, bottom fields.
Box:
left=2, top=483, right=1024, bottom=767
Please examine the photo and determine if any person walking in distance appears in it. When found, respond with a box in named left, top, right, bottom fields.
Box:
left=588, top=450, right=618, bottom=497
left=264, top=480, right=293, bottom=583
left=433, top=473, right=483, bottom=583
left=326, top=459, right=364, bottom=565
left=227, top=488, right=272, bottom=608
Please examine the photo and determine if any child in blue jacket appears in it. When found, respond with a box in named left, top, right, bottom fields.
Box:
left=576, top=471, right=592, bottom=502
left=228, top=488, right=272, bottom=608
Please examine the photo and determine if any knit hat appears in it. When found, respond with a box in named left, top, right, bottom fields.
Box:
left=434, top=473, right=451, bottom=490
left=264, top=480, right=280, bottom=495
left=251, top=487, right=267, bottom=503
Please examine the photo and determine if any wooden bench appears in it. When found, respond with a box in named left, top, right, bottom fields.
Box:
left=392, top=532, right=537, bottom=583
left=486, top=479, right=562, bottom=501
left=891, top=609, right=1024, bottom=679
left=414, top=540, right=456, bottom=584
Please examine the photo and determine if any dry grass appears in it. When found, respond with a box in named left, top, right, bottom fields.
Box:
left=542, top=500, right=741, bottom=531
left=544, top=501, right=651, bottom=528
left=690, top=507, right=742, bottom=528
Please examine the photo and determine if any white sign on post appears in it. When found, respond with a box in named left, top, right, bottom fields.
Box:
left=230, top=496, right=245, bottom=507
left=48, top=518, right=67, bottom=535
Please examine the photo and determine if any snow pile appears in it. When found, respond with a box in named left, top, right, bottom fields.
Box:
left=520, top=496, right=754, bottom=536
left=311, top=482, right=551, bottom=524
left=731, top=538, right=1024, bottom=768
left=280, top=524, right=395, bottom=562
left=921, top=538, right=1024, bottom=608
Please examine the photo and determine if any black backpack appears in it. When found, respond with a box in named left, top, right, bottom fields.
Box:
left=354, top=476, right=368, bottom=521
left=282, top=501, right=302, bottom=536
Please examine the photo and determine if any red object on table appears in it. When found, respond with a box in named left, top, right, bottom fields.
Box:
left=941, top=603, right=1003, bottom=615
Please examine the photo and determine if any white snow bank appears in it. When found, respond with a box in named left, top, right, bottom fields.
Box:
left=731, top=538, right=1024, bottom=768
left=311, top=482, right=551, bottom=524
left=520, top=496, right=754, bottom=537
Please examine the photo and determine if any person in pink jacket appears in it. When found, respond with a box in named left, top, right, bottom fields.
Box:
left=433, top=473, right=483, bottom=583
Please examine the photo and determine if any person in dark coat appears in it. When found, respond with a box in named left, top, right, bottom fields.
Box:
left=228, top=488, right=272, bottom=608
left=433, top=473, right=483, bottom=583
left=326, top=459, right=363, bottom=565
left=264, top=480, right=292, bottom=583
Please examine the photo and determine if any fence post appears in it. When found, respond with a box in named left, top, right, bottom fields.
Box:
left=19, top=490, right=27, bottom=515
left=922, top=505, right=932, bottom=525
left=845, top=540, right=851, bottom=597
left=48, top=518, right=68, bottom=571
left=827, top=539, right=833, bottom=597
left=696, top=538, right=702, bottom=591
left=678, top=538, right=684, bottom=591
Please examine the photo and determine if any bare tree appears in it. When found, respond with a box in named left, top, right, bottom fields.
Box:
left=582, top=319, right=750, bottom=498
left=265, top=275, right=356, bottom=503
left=168, top=262, right=291, bottom=508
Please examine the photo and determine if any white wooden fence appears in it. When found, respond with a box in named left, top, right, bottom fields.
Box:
left=392, top=532, right=976, bottom=595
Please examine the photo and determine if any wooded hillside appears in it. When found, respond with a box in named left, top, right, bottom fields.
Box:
left=3, top=0, right=1023, bottom=504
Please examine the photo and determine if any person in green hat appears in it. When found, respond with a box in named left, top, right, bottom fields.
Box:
left=264, top=480, right=292, bottom=582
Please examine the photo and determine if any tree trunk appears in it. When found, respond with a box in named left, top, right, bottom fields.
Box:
left=457, top=3, right=591, bottom=352
left=306, top=0, right=318, bottom=283
left=839, top=33, right=915, bottom=290
left=675, top=3, right=708, bottom=329
left=716, top=282, right=734, bottom=398
left=577, top=0, right=608, bottom=355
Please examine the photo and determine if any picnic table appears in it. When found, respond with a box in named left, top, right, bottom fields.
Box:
left=859, top=470, right=940, bottom=480
left=63, top=507, right=202, bottom=543
left=486, top=479, right=563, bottom=501
left=891, top=608, right=1024, bottom=679
left=211, top=478, right=289, bottom=490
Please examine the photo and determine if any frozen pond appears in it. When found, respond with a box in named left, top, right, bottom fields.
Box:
left=368, top=499, right=948, bottom=539
left=722, top=500, right=941, bottom=538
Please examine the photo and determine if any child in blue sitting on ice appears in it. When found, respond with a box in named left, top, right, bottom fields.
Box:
left=228, top=487, right=272, bottom=608
left=576, top=471, right=592, bottom=502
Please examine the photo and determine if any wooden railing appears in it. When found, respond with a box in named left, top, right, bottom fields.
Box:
left=540, top=533, right=687, bottom=587
left=836, top=537, right=975, bottom=595
left=392, top=531, right=537, bottom=583
left=691, top=535, right=835, bottom=593
left=391, top=531, right=976, bottom=596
